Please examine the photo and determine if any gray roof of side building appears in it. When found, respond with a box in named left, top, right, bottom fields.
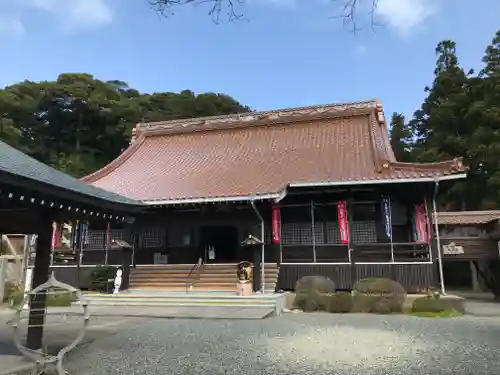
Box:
left=0, top=140, right=143, bottom=207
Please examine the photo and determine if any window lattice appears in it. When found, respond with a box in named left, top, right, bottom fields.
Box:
left=85, top=230, right=104, bottom=249
left=325, top=222, right=341, bottom=244
left=351, top=221, right=377, bottom=243
left=140, top=226, right=164, bottom=248
left=281, top=223, right=312, bottom=245
left=84, top=229, right=127, bottom=250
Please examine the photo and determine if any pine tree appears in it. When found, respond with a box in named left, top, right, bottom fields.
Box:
left=389, top=113, right=413, bottom=162
left=410, top=40, right=473, bottom=209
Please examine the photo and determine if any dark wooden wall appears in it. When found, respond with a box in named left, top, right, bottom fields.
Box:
left=440, top=238, right=498, bottom=261
left=278, top=263, right=435, bottom=293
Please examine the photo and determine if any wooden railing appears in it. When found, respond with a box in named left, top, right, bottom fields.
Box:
left=281, top=242, right=431, bottom=263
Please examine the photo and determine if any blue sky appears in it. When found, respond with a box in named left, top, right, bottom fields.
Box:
left=1, top=0, right=500, bottom=120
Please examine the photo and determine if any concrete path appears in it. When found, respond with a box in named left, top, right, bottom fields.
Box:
left=0, top=310, right=145, bottom=375
left=65, top=313, right=500, bottom=375
left=6, top=304, right=275, bottom=320
left=0, top=304, right=273, bottom=375
left=86, top=305, right=274, bottom=319
left=463, top=301, right=500, bottom=317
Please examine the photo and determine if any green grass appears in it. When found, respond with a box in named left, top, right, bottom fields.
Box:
left=409, top=309, right=463, bottom=318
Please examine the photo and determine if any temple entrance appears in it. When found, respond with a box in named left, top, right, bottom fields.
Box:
left=199, top=226, right=239, bottom=263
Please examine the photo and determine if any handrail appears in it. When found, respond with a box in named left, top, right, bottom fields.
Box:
left=185, top=257, right=204, bottom=293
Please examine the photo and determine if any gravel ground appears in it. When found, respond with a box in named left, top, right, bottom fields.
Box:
left=65, top=313, right=500, bottom=375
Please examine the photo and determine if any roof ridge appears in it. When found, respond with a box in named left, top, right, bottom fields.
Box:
left=131, top=99, right=379, bottom=141
left=391, top=158, right=467, bottom=174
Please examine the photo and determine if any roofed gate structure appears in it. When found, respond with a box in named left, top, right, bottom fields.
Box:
left=82, top=99, right=467, bottom=293
left=0, top=139, right=144, bottom=350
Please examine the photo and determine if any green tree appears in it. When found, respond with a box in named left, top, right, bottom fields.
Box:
left=0, top=74, right=250, bottom=177
left=410, top=40, right=474, bottom=210
left=389, top=112, right=412, bottom=162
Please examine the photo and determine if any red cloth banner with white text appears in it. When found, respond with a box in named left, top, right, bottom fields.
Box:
left=413, top=204, right=428, bottom=243
left=423, top=199, right=432, bottom=243
left=337, top=201, right=349, bottom=244
left=51, top=222, right=62, bottom=250
left=272, top=206, right=281, bottom=244
left=106, top=222, right=111, bottom=248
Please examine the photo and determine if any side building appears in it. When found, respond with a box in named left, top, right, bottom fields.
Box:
left=77, top=99, right=467, bottom=292
left=436, top=210, right=500, bottom=293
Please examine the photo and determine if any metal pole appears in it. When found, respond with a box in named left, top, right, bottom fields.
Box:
left=20, top=234, right=30, bottom=293
left=104, top=223, right=109, bottom=265
left=76, top=221, right=82, bottom=286
left=49, top=222, right=55, bottom=266
left=432, top=181, right=446, bottom=295
left=311, top=201, right=316, bottom=263
left=388, top=196, right=394, bottom=263
left=251, top=201, right=265, bottom=294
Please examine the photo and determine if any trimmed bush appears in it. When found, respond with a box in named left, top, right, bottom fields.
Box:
left=374, top=298, right=392, bottom=314
left=412, top=297, right=445, bottom=313
left=326, top=292, right=353, bottom=313
left=90, top=265, right=116, bottom=292
left=353, top=277, right=406, bottom=313
left=293, top=292, right=320, bottom=312
left=47, top=291, right=74, bottom=307
left=295, top=276, right=336, bottom=294
left=351, top=294, right=380, bottom=313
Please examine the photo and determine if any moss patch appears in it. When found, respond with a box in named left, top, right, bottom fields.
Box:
left=409, top=309, right=463, bottom=318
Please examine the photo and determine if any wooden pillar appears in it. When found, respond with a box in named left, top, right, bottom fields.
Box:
left=26, top=218, right=53, bottom=350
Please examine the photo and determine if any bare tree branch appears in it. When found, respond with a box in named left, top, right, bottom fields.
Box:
left=149, top=0, right=244, bottom=24
left=330, top=0, right=382, bottom=33
left=149, top=0, right=381, bottom=30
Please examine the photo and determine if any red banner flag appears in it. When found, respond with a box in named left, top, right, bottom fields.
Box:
left=51, top=222, right=62, bottom=250
left=337, top=201, right=349, bottom=244
left=423, top=199, right=432, bottom=243
left=51, top=222, right=57, bottom=250
left=106, top=222, right=111, bottom=248
left=414, top=204, right=427, bottom=243
left=272, top=206, right=281, bottom=244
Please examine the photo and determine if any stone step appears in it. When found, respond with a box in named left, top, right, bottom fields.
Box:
left=128, top=264, right=280, bottom=295
left=129, top=282, right=277, bottom=288
left=83, top=293, right=280, bottom=308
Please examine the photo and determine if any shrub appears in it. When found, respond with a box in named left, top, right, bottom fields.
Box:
left=295, top=276, right=336, bottom=295
left=353, top=277, right=406, bottom=313
left=293, top=292, right=319, bottom=312
left=8, top=289, right=24, bottom=308
left=47, top=291, right=74, bottom=307
left=3, top=281, right=19, bottom=303
left=351, top=294, right=380, bottom=313
left=374, top=298, right=392, bottom=314
left=412, top=297, right=445, bottom=313
left=90, top=265, right=116, bottom=292
left=90, top=265, right=116, bottom=283
left=326, top=292, right=353, bottom=313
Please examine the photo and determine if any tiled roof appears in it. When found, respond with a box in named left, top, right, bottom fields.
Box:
left=0, top=140, right=142, bottom=206
left=82, top=100, right=467, bottom=204
left=436, top=211, right=500, bottom=225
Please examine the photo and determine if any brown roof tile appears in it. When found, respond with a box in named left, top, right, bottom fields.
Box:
left=436, top=211, right=500, bottom=225
left=82, top=100, right=467, bottom=203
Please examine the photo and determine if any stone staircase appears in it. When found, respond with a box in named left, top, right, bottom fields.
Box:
left=81, top=290, right=288, bottom=318
left=128, top=263, right=280, bottom=293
